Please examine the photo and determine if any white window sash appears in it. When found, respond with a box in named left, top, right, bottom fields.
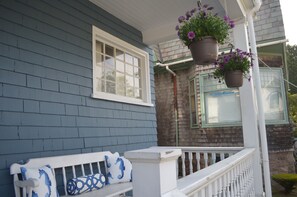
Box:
left=92, top=26, right=152, bottom=106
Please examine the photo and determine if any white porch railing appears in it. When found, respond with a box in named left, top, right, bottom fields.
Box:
left=156, top=146, right=243, bottom=177
left=176, top=148, right=256, bottom=197
left=125, top=147, right=256, bottom=197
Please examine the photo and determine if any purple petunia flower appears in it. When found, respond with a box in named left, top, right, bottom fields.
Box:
left=178, top=16, right=186, bottom=23
left=229, top=21, right=235, bottom=28
left=186, top=11, right=192, bottom=20
left=187, top=31, right=195, bottom=40
left=190, top=8, right=197, bottom=14
left=175, top=25, right=179, bottom=31
left=224, top=15, right=230, bottom=22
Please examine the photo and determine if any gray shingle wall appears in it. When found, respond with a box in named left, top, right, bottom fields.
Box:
left=156, top=0, right=286, bottom=62
left=0, top=0, right=157, bottom=195
left=254, top=0, right=286, bottom=42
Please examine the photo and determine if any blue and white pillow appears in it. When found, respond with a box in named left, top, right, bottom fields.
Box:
left=67, top=173, right=105, bottom=195
left=105, top=152, right=132, bottom=185
left=20, top=165, right=59, bottom=197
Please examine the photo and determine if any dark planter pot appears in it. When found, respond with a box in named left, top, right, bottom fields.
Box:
left=189, top=36, right=218, bottom=65
left=224, top=70, right=243, bottom=88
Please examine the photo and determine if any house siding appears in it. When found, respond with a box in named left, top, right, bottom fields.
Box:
left=0, top=0, right=157, bottom=195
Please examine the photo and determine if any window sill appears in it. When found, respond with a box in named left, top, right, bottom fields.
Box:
left=91, top=93, right=154, bottom=107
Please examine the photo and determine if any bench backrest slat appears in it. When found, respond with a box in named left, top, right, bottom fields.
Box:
left=90, top=163, right=93, bottom=174
left=62, top=167, right=67, bottom=195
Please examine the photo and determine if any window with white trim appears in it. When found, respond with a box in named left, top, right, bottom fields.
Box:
left=92, top=26, right=152, bottom=106
left=199, top=75, right=242, bottom=127
left=189, top=78, right=198, bottom=127
left=199, top=68, right=288, bottom=127
left=260, top=68, right=288, bottom=122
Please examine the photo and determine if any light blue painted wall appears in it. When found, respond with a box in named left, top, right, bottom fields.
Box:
left=0, top=0, right=157, bottom=195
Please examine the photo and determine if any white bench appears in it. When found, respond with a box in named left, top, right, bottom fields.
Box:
left=10, top=151, right=133, bottom=197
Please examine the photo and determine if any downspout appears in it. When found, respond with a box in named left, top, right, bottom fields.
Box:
left=282, top=42, right=290, bottom=91
left=247, top=0, right=272, bottom=196
left=156, top=63, right=179, bottom=146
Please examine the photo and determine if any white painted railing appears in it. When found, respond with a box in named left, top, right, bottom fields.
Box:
left=155, top=146, right=243, bottom=177
left=125, top=147, right=256, bottom=197
left=175, top=148, right=256, bottom=197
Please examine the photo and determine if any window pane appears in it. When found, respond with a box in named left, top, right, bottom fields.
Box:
left=96, top=41, right=103, bottom=53
left=116, top=60, right=124, bottom=72
left=192, top=112, right=197, bottom=125
left=116, top=72, right=125, bottom=96
left=126, top=75, right=134, bottom=87
left=134, top=88, right=141, bottom=99
left=105, top=44, right=114, bottom=56
left=126, top=86, right=134, bottom=97
left=260, top=69, right=285, bottom=121
left=94, top=66, right=104, bottom=80
left=106, top=81, right=115, bottom=94
left=190, top=96, right=196, bottom=111
left=96, top=53, right=104, bottom=66
left=134, top=57, right=140, bottom=66
left=105, top=69, right=115, bottom=82
left=134, top=67, right=140, bottom=78
left=189, top=79, right=198, bottom=126
left=96, top=78, right=105, bottom=92
left=126, top=64, right=133, bottom=75
left=105, top=56, right=115, bottom=70
left=205, top=90, right=241, bottom=124
left=116, top=49, right=124, bottom=60
left=125, top=53, right=133, bottom=64
left=135, top=77, right=141, bottom=89
left=190, top=80, right=194, bottom=94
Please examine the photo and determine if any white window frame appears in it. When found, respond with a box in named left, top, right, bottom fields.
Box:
left=199, top=73, right=242, bottom=128
left=92, top=26, right=152, bottom=106
left=260, top=67, right=289, bottom=124
left=189, top=77, right=198, bottom=128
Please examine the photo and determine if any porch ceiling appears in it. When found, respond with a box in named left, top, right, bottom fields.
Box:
left=90, top=0, right=254, bottom=45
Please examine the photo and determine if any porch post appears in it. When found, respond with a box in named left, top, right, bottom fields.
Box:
left=125, top=148, right=185, bottom=197
left=232, top=21, right=264, bottom=196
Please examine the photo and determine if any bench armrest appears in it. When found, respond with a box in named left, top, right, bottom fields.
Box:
left=15, top=178, right=39, bottom=188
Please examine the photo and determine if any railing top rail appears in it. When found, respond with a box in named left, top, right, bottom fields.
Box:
left=175, top=148, right=255, bottom=195
left=152, top=146, right=243, bottom=152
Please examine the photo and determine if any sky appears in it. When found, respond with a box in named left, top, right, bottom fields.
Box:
left=279, top=0, right=297, bottom=45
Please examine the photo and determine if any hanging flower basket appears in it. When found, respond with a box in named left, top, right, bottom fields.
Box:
left=176, top=2, right=234, bottom=65
left=189, top=36, right=218, bottom=65
left=224, top=70, right=243, bottom=88
left=213, top=47, right=253, bottom=88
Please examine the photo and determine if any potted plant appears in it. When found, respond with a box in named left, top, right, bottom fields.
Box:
left=213, top=47, right=253, bottom=88
left=176, top=2, right=234, bottom=65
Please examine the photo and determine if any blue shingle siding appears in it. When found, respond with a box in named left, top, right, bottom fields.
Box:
left=0, top=0, right=157, bottom=195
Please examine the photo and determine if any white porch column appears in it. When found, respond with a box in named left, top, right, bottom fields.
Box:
left=232, top=21, right=264, bottom=196
left=125, top=148, right=184, bottom=197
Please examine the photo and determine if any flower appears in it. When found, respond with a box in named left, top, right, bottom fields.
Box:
left=213, top=47, right=253, bottom=81
left=187, top=31, right=195, bottom=40
left=176, top=3, right=234, bottom=46
left=178, top=16, right=186, bottom=23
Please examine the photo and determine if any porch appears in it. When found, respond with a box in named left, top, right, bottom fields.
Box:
left=0, top=0, right=281, bottom=196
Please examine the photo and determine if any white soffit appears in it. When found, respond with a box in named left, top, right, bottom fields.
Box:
left=90, top=0, right=247, bottom=45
